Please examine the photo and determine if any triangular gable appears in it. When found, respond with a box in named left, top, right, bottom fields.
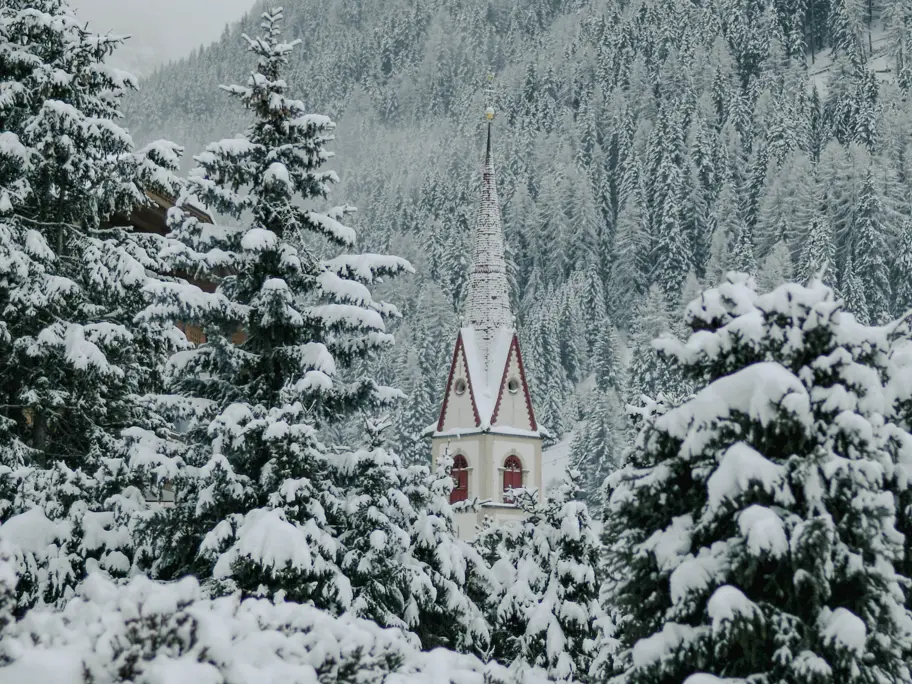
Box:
left=436, top=330, right=481, bottom=431
left=490, top=333, right=538, bottom=431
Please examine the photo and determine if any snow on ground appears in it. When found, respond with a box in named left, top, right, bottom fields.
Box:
left=542, top=428, right=576, bottom=495
left=808, top=23, right=891, bottom=97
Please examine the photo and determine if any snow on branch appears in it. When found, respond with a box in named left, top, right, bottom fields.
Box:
left=307, top=210, right=356, bottom=246
left=655, top=362, right=812, bottom=458
left=322, top=253, right=414, bottom=284
left=0, top=571, right=553, bottom=684
left=139, top=279, right=247, bottom=328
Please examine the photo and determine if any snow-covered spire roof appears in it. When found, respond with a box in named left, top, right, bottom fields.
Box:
left=463, top=100, right=513, bottom=369
left=430, top=94, right=541, bottom=439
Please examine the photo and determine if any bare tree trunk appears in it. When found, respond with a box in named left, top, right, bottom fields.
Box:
left=32, top=411, right=48, bottom=468
left=809, top=2, right=816, bottom=64
left=868, top=0, right=873, bottom=57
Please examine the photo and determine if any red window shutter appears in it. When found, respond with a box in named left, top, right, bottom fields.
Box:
left=503, top=456, right=522, bottom=502
left=450, top=455, right=469, bottom=504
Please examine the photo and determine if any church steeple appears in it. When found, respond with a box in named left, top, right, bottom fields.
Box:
left=427, top=81, right=543, bottom=538
left=432, top=85, right=538, bottom=435
left=464, top=98, right=513, bottom=368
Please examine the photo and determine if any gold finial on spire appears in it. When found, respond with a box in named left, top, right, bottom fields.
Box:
left=484, top=71, right=496, bottom=121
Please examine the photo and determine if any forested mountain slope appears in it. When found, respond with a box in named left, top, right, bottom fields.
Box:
left=125, top=0, right=912, bottom=480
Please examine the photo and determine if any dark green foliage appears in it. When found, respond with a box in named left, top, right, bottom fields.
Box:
left=603, top=275, right=912, bottom=683
left=137, top=10, right=409, bottom=609
left=476, top=471, right=603, bottom=681
left=0, top=0, right=182, bottom=611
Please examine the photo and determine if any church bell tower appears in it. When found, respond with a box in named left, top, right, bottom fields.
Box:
left=428, top=96, right=543, bottom=540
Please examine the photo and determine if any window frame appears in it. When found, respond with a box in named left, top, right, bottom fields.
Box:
left=502, top=454, right=523, bottom=503
left=450, top=453, right=469, bottom=503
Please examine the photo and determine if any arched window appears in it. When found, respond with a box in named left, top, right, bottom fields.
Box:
left=503, top=455, right=523, bottom=503
left=450, top=454, right=469, bottom=504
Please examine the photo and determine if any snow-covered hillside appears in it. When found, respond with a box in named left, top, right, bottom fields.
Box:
left=808, top=23, right=892, bottom=97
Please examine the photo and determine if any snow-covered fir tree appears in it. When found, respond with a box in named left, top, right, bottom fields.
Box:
left=757, top=239, right=794, bottom=293
left=136, top=9, right=411, bottom=616
left=479, top=471, right=602, bottom=681
left=853, top=170, right=891, bottom=324
left=336, top=419, right=428, bottom=634
left=894, top=219, right=912, bottom=318
left=626, top=284, right=688, bottom=408
left=334, top=420, right=490, bottom=652
left=0, top=543, right=16, bottom=634
left=798, top=213, right=838, bottom=287
left=0, top=0, right=183, bottom=612
left=407, top=447, right=494, bottom=654
left=571, top=389, right=624, bottom=513
left=602, top=274, right=912, bottom=683
left=593, top=319, right=624, bottom=394
left=840, top=252, right=869, bottom=323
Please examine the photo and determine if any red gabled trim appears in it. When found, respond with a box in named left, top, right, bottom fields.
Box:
left=514, top=335, right=538, bottom=431
left=490, top=333, right=538, bottom=431
left=436, top=331, right=481, bottom=432
left=490, top=336, right=515, bottom=427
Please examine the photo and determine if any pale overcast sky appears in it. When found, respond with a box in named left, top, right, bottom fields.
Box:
left=70, top=0, right=256, bottom=75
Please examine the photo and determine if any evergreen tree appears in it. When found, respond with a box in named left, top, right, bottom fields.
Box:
left=653, top=163, right=692, bottom=298
left=480, top=471, right=602, bottom=681
left=594, top=319, right=624, bottom=394
left=626, top=284, right=687, bottom=407
left=854, top=170, right=891, bottom=324
left=504, top=184, right=537, bottom=310
left=829, top=0, right=866, bottom=65
left=581, top=265, right=609, bottom=351
left=732, top=221, right=757, bottom=276
left=841, top=252, right=869, bottom=324
left=0, top=543, right=14, bottom=634
left=886, top=0, right=912, bottom=92
left=336, top=421, right=425, bottom=633
left=603, top=275, right=912, bottom=683
left=335, top=421, right=489, bottom=652
left=705, top=182, right=741, bottom=285
left=893, top=219, right=912, bottom=317
left=609, top=195, right=650, bottom=326
left=798, top=213, right=837, bottom=286
left=567, top=173, right=602, bottom=273
left=757, top=239, right=794, bottom=293
left=137, top=10, right=411, bottom=614
left=409, top=448, right=494, bottom=655
left=570, top=390, right=623, bottom=515
left=525, top=295, right=574, bottom=440
left=0, top=0, right=183, bottom=610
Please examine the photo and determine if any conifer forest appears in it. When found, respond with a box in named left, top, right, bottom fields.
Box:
left=4, top=0, right=912, bottom=681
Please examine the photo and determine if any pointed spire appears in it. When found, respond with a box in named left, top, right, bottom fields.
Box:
left=464, top=74, right=513, bottom=368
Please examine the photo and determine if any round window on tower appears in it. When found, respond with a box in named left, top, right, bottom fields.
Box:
left=507, top=377, right=521, bottom=394
left=454, top=378, right=467, bottom=395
